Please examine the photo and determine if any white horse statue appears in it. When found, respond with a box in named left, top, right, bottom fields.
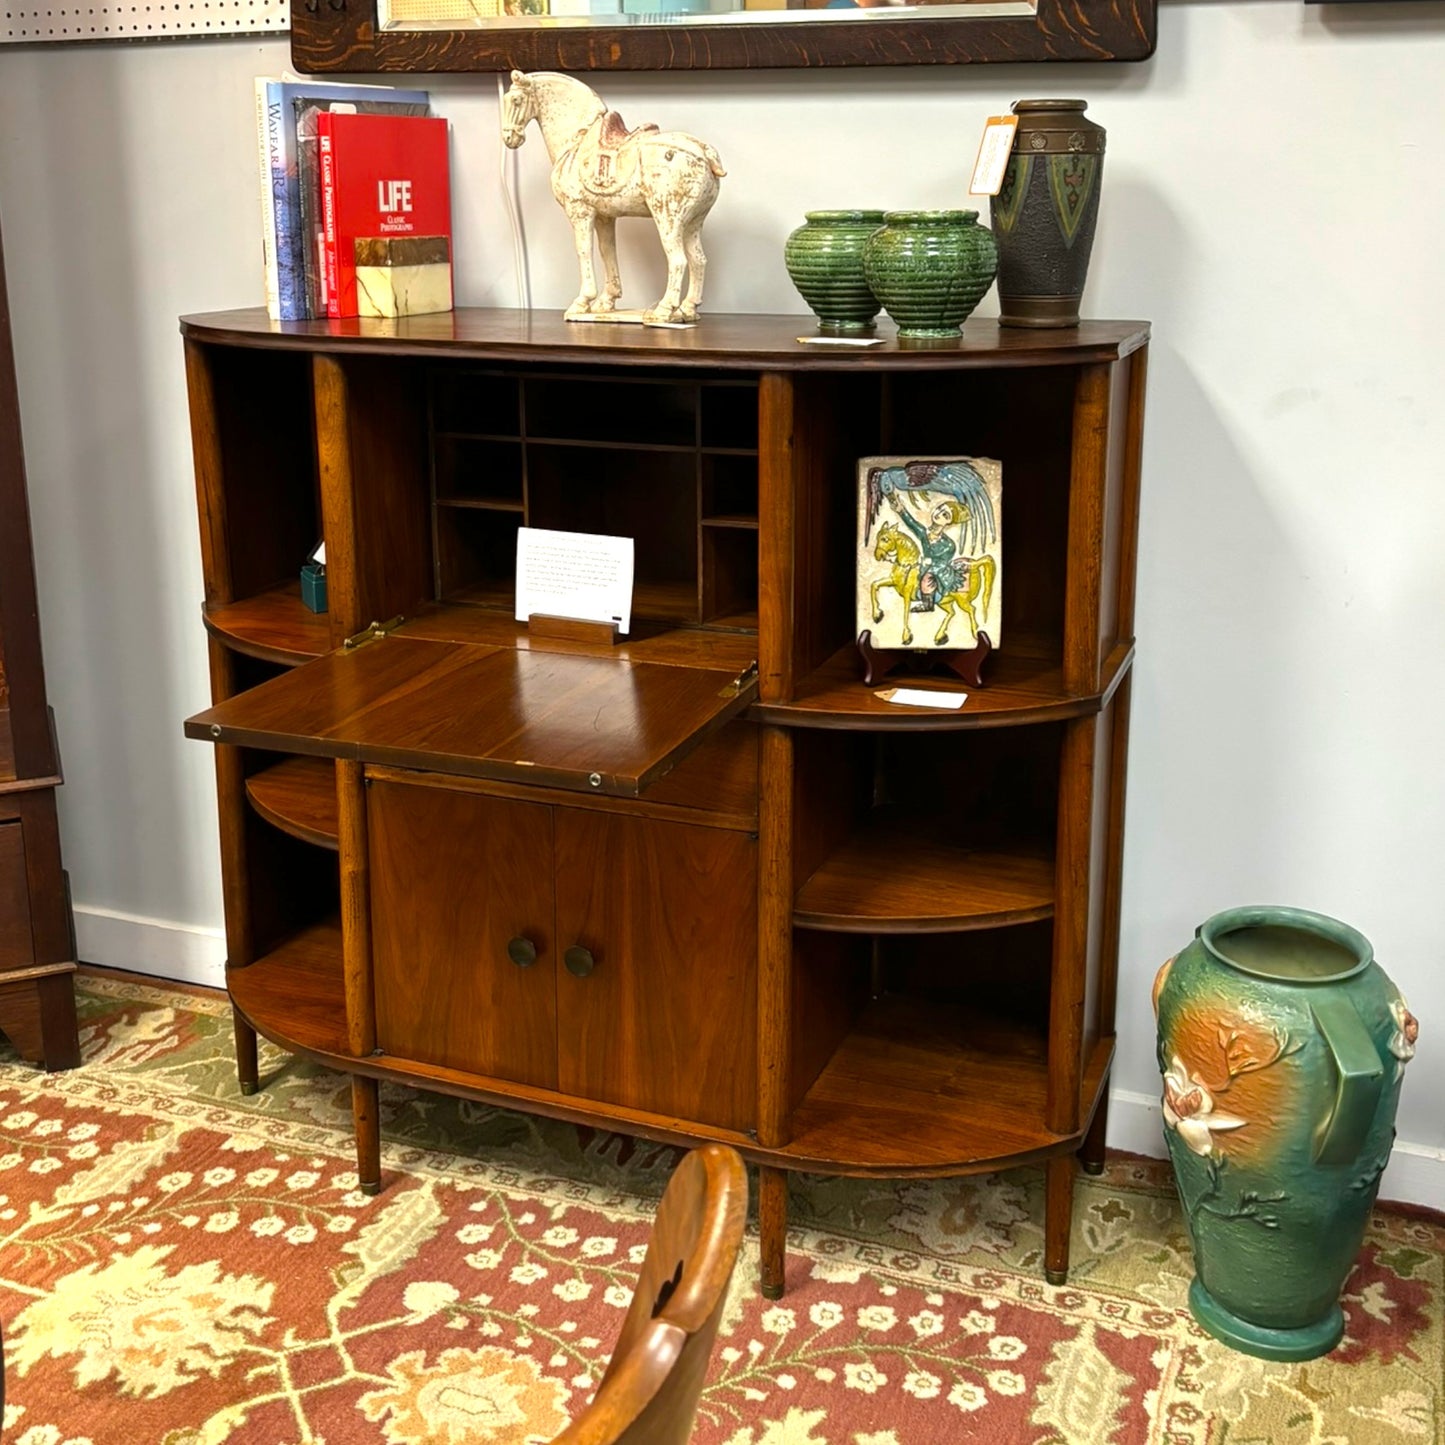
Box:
left=501, top=70, right=726, bottom=325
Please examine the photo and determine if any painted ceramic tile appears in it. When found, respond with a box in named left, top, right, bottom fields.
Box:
left=857, top=455, right=1003, bottom=651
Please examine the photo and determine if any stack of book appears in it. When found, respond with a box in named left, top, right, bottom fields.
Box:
left=255, top=79, right=454, bottom=320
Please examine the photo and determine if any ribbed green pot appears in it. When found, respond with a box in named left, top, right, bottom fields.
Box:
left=783, top=210, right=886, bottom=334
left=862, top=210, right=998, bottom=339
left=1153, top=906, right=1417, bottom=1361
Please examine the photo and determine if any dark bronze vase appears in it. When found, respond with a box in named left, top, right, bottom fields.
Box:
left=990, top=99, right=1105, bottom=328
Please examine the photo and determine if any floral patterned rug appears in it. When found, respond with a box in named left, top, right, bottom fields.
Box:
left=0, top=971, right=1440, bottom=1445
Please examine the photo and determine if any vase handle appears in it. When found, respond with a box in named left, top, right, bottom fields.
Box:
left=1311, top=998, right=1386, bottom=1166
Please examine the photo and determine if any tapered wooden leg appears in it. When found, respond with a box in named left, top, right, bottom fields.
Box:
left=0, top=965, right=80, bottom=1070
left=352, top=1076, right=382, bottom=1195
left=1045, top=1153, right=1075, bottom=1285
left=232, top=1006, right=259, bottom=1095
left=759, top=1166, right=788, bottom=1299
left=1079, top=1079, right=1110, bottom=1176
left=37, top=971, right=81, bottom=1071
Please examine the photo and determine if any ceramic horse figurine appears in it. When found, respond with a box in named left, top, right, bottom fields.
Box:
left=501, top=70, right=726, bottom=325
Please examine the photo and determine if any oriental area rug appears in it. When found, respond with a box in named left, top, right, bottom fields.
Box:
left=0, top=973, right=1440, bottom=1445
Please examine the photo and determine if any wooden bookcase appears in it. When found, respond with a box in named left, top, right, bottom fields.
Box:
left=181, top=308, right=1147, bottom=1294
left=0, top=218, right=81, bottom=1071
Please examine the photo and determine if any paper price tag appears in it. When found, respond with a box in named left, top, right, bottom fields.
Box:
left=969, top=115, right=1019, bottom=197
left=877, top=686, right=969, bottom=710
left=796, top=334, right=886, bottom=348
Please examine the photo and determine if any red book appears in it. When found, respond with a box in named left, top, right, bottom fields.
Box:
left=317, top=112, right=452, bottom=319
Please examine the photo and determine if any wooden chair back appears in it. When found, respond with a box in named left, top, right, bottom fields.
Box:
left=553, top=1144, right=748, bottom=1445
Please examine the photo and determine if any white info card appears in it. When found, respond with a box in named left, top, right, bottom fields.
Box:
left=515, top=527, right=635, bottom=635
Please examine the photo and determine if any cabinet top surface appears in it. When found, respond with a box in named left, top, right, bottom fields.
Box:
left=180, top=308, right=1149, bottom=371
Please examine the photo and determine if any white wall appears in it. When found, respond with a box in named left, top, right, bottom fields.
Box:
left=2, top=1, right=1442, bottom=1204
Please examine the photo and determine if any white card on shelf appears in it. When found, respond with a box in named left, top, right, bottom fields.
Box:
left=878, top=686, right=969, bottom=710
left=796, top=334, right=887, bottom=348
left=515, top=526, right=635, bottom=635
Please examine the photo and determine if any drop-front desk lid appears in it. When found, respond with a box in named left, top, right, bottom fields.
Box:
left=185, top=633, right=758, bottom=798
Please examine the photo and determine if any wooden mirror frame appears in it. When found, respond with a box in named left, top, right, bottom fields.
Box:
left=290, top=0, right=1156, bottom=74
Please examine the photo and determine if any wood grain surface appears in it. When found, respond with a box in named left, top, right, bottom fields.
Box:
left=555, top=810, right=757, bottom=1132
left=187, top=636, right=756, bottom=797
left=245, top=756, right=339, bottom=850
left=289, top=0, right=1156, bottom=75
left=369, top=779, right=559, bottom=1087
left=181, top=310, right=1149, bottom=374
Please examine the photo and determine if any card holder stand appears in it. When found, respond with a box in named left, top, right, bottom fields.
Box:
left=526, top=614, right=621, bottom=646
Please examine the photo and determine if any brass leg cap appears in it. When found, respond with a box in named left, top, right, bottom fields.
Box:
left=1045, top=1268, right=1068, bottom=1286
left=238, top=1082, right=258, bottom=1096
left=760, top=1281, right=785, bottom=1301
left=1081, top=1160, right=1105, bottom=1176
left=360, top=1180, right=383, bottom=1197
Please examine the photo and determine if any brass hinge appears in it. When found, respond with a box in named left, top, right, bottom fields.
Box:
left=343, top=616, right=404, bottom=650
left=719, top=661, right=759, bottom=699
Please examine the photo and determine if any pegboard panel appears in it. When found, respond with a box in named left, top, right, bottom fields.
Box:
left=2, top=0, right=287, bottom=42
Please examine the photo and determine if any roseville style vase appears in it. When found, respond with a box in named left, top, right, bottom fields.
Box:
left=1153, top=906, right=1418, bottom=1361
left=784, top=210, right=886, bottom=335
left=990, top=99, right=1105, bottom=328
left=862, top=210, right=998, bottom=340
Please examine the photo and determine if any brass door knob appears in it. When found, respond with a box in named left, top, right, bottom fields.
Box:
left=507, top=937, right=538, bottom=968
left=564, top=946, right=595, bottom=978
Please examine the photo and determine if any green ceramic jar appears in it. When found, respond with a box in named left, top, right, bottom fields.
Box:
left=862, top=210, right=998, bottom=339
left=1153, top=906, right=1417, bottom=1361
left=783, top=210, right=886, bottom=335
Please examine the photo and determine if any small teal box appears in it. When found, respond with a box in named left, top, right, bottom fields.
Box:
left=300, top=561, right=328, bottom=614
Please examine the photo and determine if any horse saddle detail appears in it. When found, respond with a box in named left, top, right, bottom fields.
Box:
left=573, top=111, right=660, bottom=194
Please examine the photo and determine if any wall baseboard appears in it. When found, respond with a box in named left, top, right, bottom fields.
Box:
left=75, top=905, right=226, bottom=992
left=1108, top=1088, right=1444, bottom=1213
left=71, top=910, right=1445, bottom=1213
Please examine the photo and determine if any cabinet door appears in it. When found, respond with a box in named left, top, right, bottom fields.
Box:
left=369, top=778, right=557, bottom=1088
left=554, top=811, right=756, bottom=1132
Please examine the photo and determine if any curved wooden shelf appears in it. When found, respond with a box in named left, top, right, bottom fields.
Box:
left=203, top=582, right=330, bottom=667
left=795, top=813, right=1053, bottom=934
left=228, top=918, right=349, bottom=1057
left=755, top=641, right=1133, bottom=732
left=245, top=757, right=339, bottom=850
left=776, top=996, right=1112, bottom=1177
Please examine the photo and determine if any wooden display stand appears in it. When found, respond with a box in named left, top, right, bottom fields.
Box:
left=182, top=308, right=1147, bottom=1292
left=856, top=627, right=992, bottom=688
left=0, top=218, right=80, bottom=1071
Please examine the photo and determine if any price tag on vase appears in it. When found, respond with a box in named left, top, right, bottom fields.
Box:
left=969, top=115, right=1019, bottom=197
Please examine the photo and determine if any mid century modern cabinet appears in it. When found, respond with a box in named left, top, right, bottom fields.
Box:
left=182, top=309, right=1147, bottom=1293
left=0, top=218, right=81, bottom=1071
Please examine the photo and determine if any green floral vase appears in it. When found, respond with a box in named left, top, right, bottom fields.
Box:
left=783, top=210, right=886, bottom=335
left=1153, top=906, right=1417, bottom=1360
left=862, top=210, right=998, bottom=340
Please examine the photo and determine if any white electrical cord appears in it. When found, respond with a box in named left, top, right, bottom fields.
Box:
left=497, top=73, right=531, bottom=311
